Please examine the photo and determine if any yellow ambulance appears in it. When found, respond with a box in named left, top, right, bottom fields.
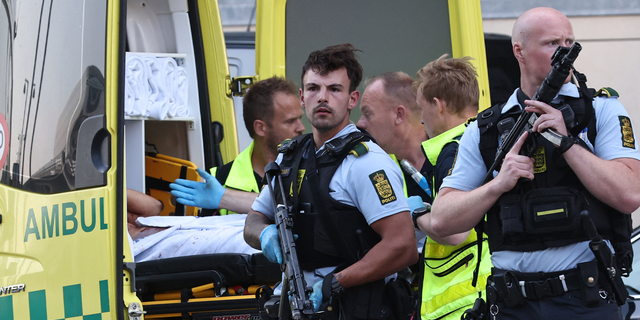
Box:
left=0, top=0, right=491, bottom=319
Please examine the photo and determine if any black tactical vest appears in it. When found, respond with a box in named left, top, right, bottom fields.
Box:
left=477, top=88, right=632, bottom=269
left=274, top=132, right=381, bottom=271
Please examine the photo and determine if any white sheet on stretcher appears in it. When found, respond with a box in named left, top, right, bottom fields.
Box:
left=133, top=214, right=260, bottom=262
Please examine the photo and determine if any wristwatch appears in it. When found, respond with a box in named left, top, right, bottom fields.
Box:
left=412, top=205, right=430, bottom=229
left=558, top=135, right=579, bottom=153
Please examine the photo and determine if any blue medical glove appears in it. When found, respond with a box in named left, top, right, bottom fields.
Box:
left=260, top=225, right=282, bottom=264
left=407, top=195, right=426, bottom=216
left=309, top=280, right=324, bottom=311
left=170, top=168, right=226, bottom=209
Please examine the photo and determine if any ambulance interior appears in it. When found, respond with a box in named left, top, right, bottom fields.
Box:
left=124, top=1, right=280, bottom=318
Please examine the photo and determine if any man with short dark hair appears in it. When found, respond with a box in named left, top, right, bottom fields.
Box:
left=244, top=44, right=418, bottom=319
left=170, top=76, right=305, bottom=215
left=127, top=77, right=304, bottom=261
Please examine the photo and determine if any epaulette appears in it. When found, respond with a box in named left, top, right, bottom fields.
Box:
left=325, top=132, right=370, bottom=156
left=595, top=87, right=619, bottom=98
left=348, top=142, right=369, bottom=158
left=277, top=139, right=297, bottom=154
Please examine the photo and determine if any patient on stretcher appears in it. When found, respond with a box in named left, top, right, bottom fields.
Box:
left=127, top=189, right=259, bottom=262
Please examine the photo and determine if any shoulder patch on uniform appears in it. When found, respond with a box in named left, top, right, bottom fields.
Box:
left=348, top=142, right=369, bottom=157
left=369, top=170, right=397, bottom=205
left=595, top=87, right=619, bottom=98
left=619, top=116, right=636, bottom=149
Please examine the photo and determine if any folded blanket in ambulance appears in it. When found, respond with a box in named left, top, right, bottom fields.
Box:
left=124, top=54, right=189, bottom=120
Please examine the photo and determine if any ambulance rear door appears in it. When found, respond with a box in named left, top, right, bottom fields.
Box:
left=0, top=0, right=133, bottom=319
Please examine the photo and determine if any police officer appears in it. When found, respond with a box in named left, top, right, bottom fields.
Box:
left=244, top=43, right=418, bottom=319
left=357, top=63, right=492, bottom=320
left=357, top=72, right=430, bottom=202
left=430, top=7, right=640, bottom=319
left=170, top=76, right=305, bottom=215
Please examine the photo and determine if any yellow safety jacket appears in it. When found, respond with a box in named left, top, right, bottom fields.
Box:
left=210, top=141, right=260, bottom=215
left=420, top=123, right=492, bottom=320
left=389, top=154, right=409, bottom=196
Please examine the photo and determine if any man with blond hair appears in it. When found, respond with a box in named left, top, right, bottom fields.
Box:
left=411, top=54, right=492, bottom=320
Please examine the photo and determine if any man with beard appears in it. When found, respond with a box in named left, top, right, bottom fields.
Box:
left=126, top=77, right=304, bottom=261
left=169, top=76, right=305, bottom=215
left=244, top=43, right=417, bottom=319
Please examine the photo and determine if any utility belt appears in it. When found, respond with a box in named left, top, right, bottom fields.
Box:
left=487, top=260, right=609, bottom=307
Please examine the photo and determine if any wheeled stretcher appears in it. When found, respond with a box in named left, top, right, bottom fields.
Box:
left=135, top=252, right=282, bottom=319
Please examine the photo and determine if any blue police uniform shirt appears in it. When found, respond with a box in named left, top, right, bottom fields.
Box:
left=441, top=83, right=640, bottom=273
left=252, top=123, right=409, bottom=224
left=252, top=123, right=409, bottom=283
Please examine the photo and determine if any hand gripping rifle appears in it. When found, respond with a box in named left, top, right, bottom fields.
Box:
left=481, top=42, right=582, bottom=185
left=264, top=161, right=315, bottom=320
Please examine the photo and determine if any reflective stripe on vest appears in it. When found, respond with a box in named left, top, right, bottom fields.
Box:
left=210, top=141, right=259, bottom=215
left=421, top=232, right=491, bottom=319
left=419, top=123, right=492, bottom=319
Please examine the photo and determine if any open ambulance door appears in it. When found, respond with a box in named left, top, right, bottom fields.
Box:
left=254, top=0, right=491, bottom=116
left=0, top=0, right=136, bottom=319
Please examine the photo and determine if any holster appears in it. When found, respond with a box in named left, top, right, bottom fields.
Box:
left=486, top=268, right=524, bottom=307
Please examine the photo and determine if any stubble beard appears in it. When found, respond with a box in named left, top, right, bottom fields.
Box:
left=310, top=103, right=340, bottom=133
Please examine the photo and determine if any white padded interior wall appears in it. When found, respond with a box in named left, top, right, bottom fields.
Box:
left=127, top=0, right=177, bottom=53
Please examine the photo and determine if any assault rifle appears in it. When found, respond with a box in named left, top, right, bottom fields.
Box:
left=264, top=161, right=315, bottom=320
left=481, top=42, right=582, bottom=185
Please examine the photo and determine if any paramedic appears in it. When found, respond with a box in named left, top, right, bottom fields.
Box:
left=243, top=43, right=418, bottom=319
left=429, top=7, right=640, bottom=319
left=170, top=76, right=305, bottom=215
left=411, top=55, right=491, bottom=320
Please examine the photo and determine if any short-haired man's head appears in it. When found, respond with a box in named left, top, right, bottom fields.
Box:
left=301, top=43, right=363, bottom=93
left=243, top=76, right=298, bottom=138
left=414, top=54, right=479, bottom=114
left=365, top=72, right=419, bottom=114
left=511, top=7, right=569, bottom=47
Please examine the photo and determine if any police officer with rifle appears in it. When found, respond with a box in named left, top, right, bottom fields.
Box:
left=244, top=43, right=417, bottom=320
left=430, top=7, right=640, bottom=319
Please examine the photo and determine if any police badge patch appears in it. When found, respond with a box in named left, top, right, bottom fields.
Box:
left=369, top=170, right=397, bottom=205
left=619, top=116, right=636, bottom=149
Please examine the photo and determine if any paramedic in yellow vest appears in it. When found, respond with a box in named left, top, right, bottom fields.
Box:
left=170, top=76, right=305, bottom=215
left=412, top=55, right=492, bottom=320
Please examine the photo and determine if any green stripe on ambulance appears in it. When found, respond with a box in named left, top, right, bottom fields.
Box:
left=0, top=280, right=110, bottom=319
